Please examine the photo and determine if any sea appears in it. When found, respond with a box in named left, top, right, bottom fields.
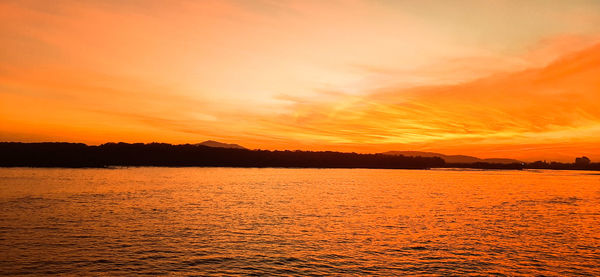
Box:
left=1, top=167, right=599, bottom=276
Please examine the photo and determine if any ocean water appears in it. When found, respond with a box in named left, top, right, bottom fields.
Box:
left=0, top=167, right=599, bottom=276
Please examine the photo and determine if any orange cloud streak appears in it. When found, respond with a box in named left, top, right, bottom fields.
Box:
left=240, top=43, right=600, bottom=161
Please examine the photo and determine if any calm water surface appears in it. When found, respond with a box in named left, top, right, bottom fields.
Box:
left=1, top=168, right=599, bottom=276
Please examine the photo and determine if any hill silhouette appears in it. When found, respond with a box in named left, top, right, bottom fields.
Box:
left=196, top=140, right=246, bottom=149
left=383, top=151, right=521, bottom=164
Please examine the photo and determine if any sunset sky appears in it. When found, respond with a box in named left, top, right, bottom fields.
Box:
left=2, top=0, right=600, bottom=161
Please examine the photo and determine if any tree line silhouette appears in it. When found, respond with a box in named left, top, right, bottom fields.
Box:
left=0, top=142, right=444, bottom=169
left=1, top=142, right=597, bottom=170
left=526, top=159, right=600, bottom=171
left=438, top=158, right=599, bottom=170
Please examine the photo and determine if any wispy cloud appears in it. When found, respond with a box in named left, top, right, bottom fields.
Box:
left=240, top=43, right=600, bottom=161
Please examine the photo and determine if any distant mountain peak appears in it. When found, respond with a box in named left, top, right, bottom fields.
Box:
left=383, top=151, right=521, bottom=164
left=196, top=140, right=247, bottom=149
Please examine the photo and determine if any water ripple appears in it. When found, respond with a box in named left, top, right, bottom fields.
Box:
left=0, top=167, right=599, bottom=275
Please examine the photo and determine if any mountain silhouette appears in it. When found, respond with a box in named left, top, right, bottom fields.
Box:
left=196, top=140, right=246, bottom=149
left=383, top=151, right=521, bottom=164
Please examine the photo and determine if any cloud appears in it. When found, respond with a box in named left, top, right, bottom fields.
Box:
left=246, top=43, right=600, bottom=161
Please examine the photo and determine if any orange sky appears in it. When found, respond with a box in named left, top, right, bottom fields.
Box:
left=2, top=0, right=600, bottom=162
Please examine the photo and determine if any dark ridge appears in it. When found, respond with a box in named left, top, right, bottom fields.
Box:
left=1, top=142, right=597, bottom=171
left=383, top=151, right=522, bottom=164
left=445, top=162, right=525, bottom=170
left=0, top=142, right=444, bottom=169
